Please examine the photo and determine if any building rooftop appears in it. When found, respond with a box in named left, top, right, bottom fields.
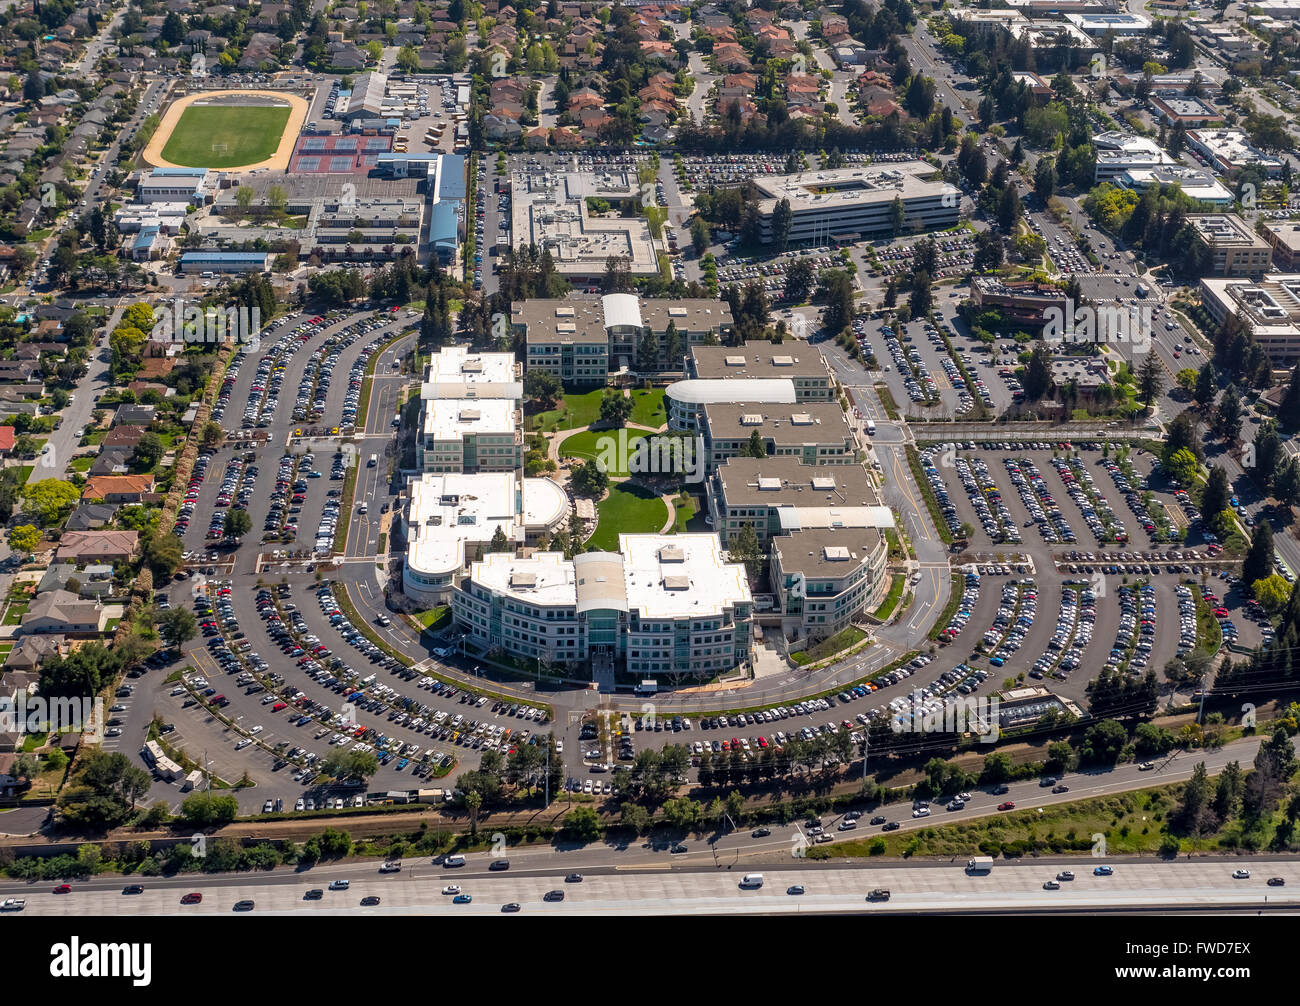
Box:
left=750, top=161, right=957, bottom=216
left=1188, top=214, right=1269, bottom=249
left=668, top=377, right=798, bottom=406
left=702, top=401, right=851, bottom=443
left=422, top=397, right=518, bottom=441
left=421, top=347, right=521, bottom=400
left=714, top=457, right=877, bottom=507
left=690, top=341, right=829, bottom=380
left=406, top=473, right=567, bottom=581
left=772, top=528, right=886, bottom=577
left=470, top=550, right=578, bottom=607
left=620, top=533, right=751, bottom=619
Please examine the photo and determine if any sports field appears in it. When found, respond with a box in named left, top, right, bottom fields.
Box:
left=159, top=104, right=292, bottom=168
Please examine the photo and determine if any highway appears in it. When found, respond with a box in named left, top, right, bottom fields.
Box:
left=6, top=856, right=1297, bottom=915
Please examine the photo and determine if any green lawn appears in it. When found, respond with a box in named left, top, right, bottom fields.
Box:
left=629, top=387, right=666, bottom=428
left=587, top=484, right=669, bottom=550
left=560, top=429, right=648, bottom=477
left=160, top=103, right=291, bottom=168
left=2, top=601, right=29, bottom=626
left=872, top=573, right=905, bottom=620
left=416, top=606, right=452, bottom=632
left=526, top=389, right=607, bottom=432
left=672, top=491, right=699, bottom=532
left=69, top=456, right=94, bottom=473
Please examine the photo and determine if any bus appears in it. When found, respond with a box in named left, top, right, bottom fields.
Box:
left=1135, top=282, right=1150, bottom=298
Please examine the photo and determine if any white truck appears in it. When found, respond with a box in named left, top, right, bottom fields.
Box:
left=966, top=856, right=994, bottom=874
left=0, top=898, right=25, bottom=911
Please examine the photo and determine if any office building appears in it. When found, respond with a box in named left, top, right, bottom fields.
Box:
left=1187, top=214, right=1272, bottom=278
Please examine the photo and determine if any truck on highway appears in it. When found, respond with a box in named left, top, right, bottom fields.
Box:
left=0, top=898, right=25, bottom=911
left=966, top=856, right=994, bottom=873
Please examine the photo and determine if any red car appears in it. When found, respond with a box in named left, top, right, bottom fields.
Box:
left=997, top=802, right=1015, bottom=811
left=1213, top=607, right=1230, bottom=617
left=181, top=892, right=202, bottom=905
left=53, top=884, right=71, bottom=894
left=272, top=702, right=287, bottom=712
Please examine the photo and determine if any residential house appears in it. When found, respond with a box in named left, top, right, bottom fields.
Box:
left=20, top=589, right=107, bottom=635
left=80, top=475, right=155, bottom=503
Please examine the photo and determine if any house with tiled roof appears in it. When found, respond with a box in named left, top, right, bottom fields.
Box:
left=20, top=589, right=106, bottom=635
left=80, top=475, right=155, bottom=503
left=57, top=529, right=139, bottom=564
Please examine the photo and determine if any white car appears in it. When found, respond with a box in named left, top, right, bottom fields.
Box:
left=442, top=884, right=461, bottom=895
left=1233, top=869, right=1251, bottom=879
left=912, top=807, right=931, bottom=818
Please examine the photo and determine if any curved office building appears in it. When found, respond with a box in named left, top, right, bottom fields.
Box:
left=665, top=377, right=797, bottom=432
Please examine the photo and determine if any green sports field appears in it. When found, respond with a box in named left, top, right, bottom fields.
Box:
left=160, top=103, right=291, bottom=168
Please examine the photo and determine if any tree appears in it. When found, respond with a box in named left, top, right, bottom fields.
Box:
left=1252, top=574, right=1291, bottom=615
left=1201, top=466, right=1230, bottom=527
left=1175, top=761, right=1215, bottom=834
left=1243, top=522, right=1275, bottom=590
left=783, top=257, right=815, bottom=303
left=322, top=748, right=380, bottom=783
left=223, top=508, right=252, bottom=540
left=1164, top=447, right=1200, bottom=486
left=1022, top=342, right=1054, bottom=401
left=524, top=369, right=563, bottom=409
left=771, top=197, right=793, bottom=251
left=56, top=751, right=152, bottom=828
left=488, top=525, right=512, bottom=553
left=21, top=479, right=80, bottom=526
left=727, top=523, right=764, bottom=575
left=1194, top=362, right=1217, bottom=409
left=159, top=607, right=197, bottom=651
left=143, top=533, right=184, bottom=577
left=1137, top=352, right=1164, bottom=409
left=690, top=215, right=710, bottom=256
left=1033, top=157, right=1057, bottom=202
left=745, top=429, right=766, bottom=459
left=1079, top=719, right=1129, bottom=765
left=598, top=391, right=633, bottom=427
left=570, top=460, right=609, bottom=497
left=910, top=269, right=932, bottom=316
left=7, top=523, right=42, bottom=556
left=131, top=431, right=164, bottom=470
left=564, top=806, right=601, bottom=841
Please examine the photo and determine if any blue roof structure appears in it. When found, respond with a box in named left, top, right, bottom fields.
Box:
left=181, top=252, right=269, bottom=263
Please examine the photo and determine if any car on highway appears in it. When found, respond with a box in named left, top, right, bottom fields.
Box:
left=501, top=902, right=521, bottom=912
left=565, top=873, right=584, bottom=883
left=53, top=884, right=71, bottom=894
left=305, top=889, right=323, bottom=900
left=543, top=890, right=565, bottom=902
left=1057, top=871, right=1075, bottom=881
left=911, top=807, right=931, bottom=818
left=453, top=893, right=473, bottom=904
left=670, top=843, right=688, bottom=854
left=997, top=802, right=1015, bottom=811
left=233, top=900, right=255, bottom=911
left=1268, top=877, right=1286, bottom=886
left=329, top=879, right=350, bottom=891
left=787, top=884, right=806, bottom=895
left=489, top=859, right=510, bottom=871
left=1233, top=869, right=1251, bottom=879
left=360, top=896, right=381, bottom=906
left=1138, top=761, right=1155, bottom=771
left=122, top=885, right=144, bottom=895
left=181, top=892, right=202, bottom=905
left=752, top=827, right=772, bottom=838
left=1094, top=865, right=1114, bottom=876
left=1043, top=880, right=1061, bottom=890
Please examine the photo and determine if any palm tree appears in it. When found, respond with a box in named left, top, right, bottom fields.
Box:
left=465, top=790, right=482, bottom=835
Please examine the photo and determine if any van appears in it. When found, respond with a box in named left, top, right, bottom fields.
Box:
left=368, top=454, right=378, bottom=467
left=739, top=873, right=764, bottom=889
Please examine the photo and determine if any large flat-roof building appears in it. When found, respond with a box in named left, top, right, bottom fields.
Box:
left=416, top=346, right=524, bottom=473
left=138, top=167, right=209, bottom=205
left=1093, top=131, right=1177, bottom=182
left=401, top=471, right=569, bottom=604
left=1064, top=11, right=1151, bottom=35
left=1263, top=221, right=1300, bottom=270
left=1149, top=94, right=1223, bottom=128
left=1187, top=129, right=1286, bottom=177
left=1199, top=272, right=1300, bottom=361
left=750, top=162, right=960, bottom=245
left=516, top=294, right=733, bottom=383
left=771, top=528, right=890, bottom=640
left=342, top=71, right=388, bottom=119
left=700, top=402, right=857, bottom=472
left=970, top=276, right=1067, bottom=325
left=451, top=533, right=754, bottom=679
left=687, top=341, right=834, bottom=401
left=1117, top=165, right=1233, bottom=206
left=1187, top=214, right=1272, bottom=278
left=509, top=168, right=660, bottom=281
left=707, top=457, right=888, bottom=546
